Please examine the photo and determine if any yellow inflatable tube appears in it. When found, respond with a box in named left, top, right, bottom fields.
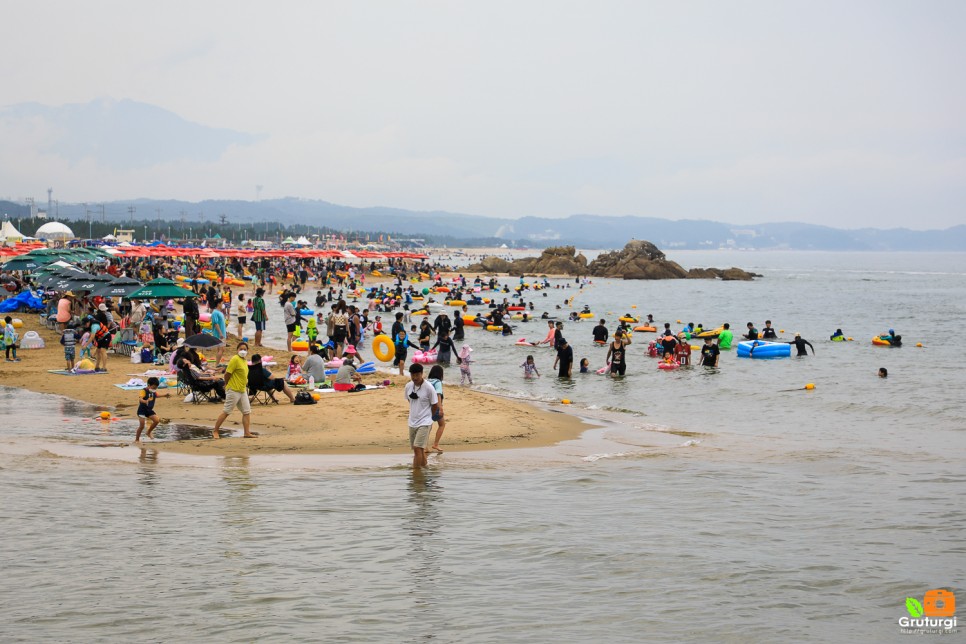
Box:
left=372, top=334, right=395, bottom=362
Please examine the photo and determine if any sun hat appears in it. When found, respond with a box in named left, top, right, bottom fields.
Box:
left=98, top=303, right=108, bottom=311
left=343, top=345, right=357, bottom=354
left=795, top=332, right=801, bottom=337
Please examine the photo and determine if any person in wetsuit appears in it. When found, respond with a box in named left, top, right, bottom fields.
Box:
left=761, top=320, right=778, bottom=339
left=789, top=333, right=815, bottom=356
left=743, top=322, right=759, bottom=340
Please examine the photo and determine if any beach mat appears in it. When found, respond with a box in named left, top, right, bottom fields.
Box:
left=47, top=369, right=107, bottom=376
left=313, top=385, right=385, bottom=394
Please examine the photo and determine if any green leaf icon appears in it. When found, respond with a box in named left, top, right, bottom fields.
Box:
left=906, top=597, right=924, bottom=617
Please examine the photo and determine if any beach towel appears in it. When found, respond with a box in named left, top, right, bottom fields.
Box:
left=116, top=376, right=172, bottom=390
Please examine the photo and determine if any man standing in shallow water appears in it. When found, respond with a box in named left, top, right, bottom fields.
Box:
left=405, top=363, right=439, bottom=469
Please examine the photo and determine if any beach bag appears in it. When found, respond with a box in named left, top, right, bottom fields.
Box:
left=140, top=347, right=154, bottom=364
left=293, top=390, right=316, bottom=405
left=130, top=352, right=142, bottom=364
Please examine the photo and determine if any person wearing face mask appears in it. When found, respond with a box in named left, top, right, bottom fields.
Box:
left=211, top=341, right=258, bottom=439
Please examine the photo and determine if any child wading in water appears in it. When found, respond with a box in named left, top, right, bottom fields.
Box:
left=457, top=344, right=474, bottom=385
left=135, top=376, right=170, bottom=441
left=521, top=355, right=541, bottom=378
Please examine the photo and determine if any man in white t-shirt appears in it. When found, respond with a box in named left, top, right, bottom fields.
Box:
left=404, top=363, right=439, bottom=468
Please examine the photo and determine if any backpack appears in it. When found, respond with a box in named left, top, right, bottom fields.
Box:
left=293, top=390, right=317, bottom=405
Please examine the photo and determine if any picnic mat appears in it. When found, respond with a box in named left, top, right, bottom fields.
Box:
left=47, top=369, right=108, bottom=376
left=313, top=385, right=385, bottom=394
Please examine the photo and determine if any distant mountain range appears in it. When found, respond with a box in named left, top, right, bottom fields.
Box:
left=4, top=197, right=965, bottom=251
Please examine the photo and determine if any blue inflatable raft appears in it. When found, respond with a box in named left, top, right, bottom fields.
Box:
left=737, top=340, right=791, bottom=359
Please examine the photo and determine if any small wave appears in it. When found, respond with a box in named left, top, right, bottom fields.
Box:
left=586, top=404, right=645, bottom=416
left=582, top=452, right=631, bottom=462
left=474, top=383, right=561, bottom=404
left=680, top=440, right=701, bottom=447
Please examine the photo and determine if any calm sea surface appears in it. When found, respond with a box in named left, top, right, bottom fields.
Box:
left=1, top=251, right=964, bottom=642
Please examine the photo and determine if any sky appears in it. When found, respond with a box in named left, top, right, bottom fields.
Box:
left=1, top=1, right=964, bottom=229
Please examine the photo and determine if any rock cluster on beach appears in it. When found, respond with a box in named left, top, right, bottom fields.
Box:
left=466, top=240, right=758, bottom=280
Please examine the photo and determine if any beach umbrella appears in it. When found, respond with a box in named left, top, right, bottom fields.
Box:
left=183, top=333, right=223, bottom=349
left=49, top=273, right=112, bottom=293
left=90, top=277, right=144, bottom=298
left=126, top=278, right=198, bottom=300
left=2, top=257, right=46, bottom=272
left=38, top=266, right=95, bottom=286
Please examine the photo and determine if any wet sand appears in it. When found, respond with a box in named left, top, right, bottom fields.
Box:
left=3, top=319, right=589, bottom=456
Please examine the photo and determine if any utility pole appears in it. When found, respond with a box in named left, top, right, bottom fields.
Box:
left=155, top=207, right=162, bottom=225
left=99, top=204, right=106, bottom=223
left=128, top=205, right=136, bottom=223
left=219, top=213, right=228, bottom=226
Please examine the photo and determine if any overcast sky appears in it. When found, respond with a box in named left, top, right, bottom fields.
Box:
left=2, top=1, right=964, bottom=229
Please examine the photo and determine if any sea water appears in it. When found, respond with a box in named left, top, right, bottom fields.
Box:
left=1, top=251, right=964, bottom=642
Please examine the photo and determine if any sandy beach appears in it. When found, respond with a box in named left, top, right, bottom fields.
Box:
left=2, top=318, right=588, bottom=456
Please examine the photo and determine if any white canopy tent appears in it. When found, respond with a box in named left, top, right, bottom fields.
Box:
left=0, top=221, right=24, bottom=243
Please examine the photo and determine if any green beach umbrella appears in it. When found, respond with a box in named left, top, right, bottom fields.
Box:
left=126, top=278, right=198, bottom=300
left=2, top=257, right=47, bottom=271
left=90, top=277, right=144, bottom=298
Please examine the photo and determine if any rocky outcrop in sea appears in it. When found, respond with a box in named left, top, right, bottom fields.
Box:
left=465, top=240, right=758, bottom=280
